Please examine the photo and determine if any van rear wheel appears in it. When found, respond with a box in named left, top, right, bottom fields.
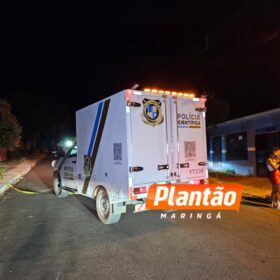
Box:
left=96, top=187, right=121, bottom=224
left=53, top=174, right=69, bottom=198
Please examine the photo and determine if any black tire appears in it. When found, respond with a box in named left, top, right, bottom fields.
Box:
left=53, top=173, right=69, bottom=198
left=96, top=187, right=121, bottom=224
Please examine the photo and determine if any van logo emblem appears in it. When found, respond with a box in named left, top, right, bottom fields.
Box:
left=142, top=99, right=163, bottom=126
left=83, top=155, right=92, bottom=177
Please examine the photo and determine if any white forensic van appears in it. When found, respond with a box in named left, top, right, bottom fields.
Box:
left=52, top=89, right=208, bottom=224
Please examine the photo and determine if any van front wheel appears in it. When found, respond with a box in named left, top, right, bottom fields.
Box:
left=96, top=187, right=121, bottom=224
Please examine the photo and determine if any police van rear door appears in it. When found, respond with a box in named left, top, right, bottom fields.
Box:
left=175, top=97, right=207, bottom=182
left=128, top=92, right=169, bottom=185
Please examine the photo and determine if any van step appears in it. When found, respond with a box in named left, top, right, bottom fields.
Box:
left=61, top=186, right=77, bottom=193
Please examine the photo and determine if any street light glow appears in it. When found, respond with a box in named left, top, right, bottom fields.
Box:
left=64, top=139, right=73, bottom=148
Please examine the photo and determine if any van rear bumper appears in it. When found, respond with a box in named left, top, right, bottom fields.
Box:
left=134, top=203, right=147, bottom=213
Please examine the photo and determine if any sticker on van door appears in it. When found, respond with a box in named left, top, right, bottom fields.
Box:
left=177, top=112, right=201, bottom=128
left=184, top=141, right=196, bottom=158
left=113, top=143, right=122, bottom=165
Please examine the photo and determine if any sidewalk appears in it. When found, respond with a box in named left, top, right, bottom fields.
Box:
left=0, top=157, right=25, bottom=173
left=0, top=154, right=46, bottom=195
left=209, top=173, right=271, bottom=198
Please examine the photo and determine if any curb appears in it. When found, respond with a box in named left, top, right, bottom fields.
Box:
left=0, top=154, right=46, bottom=196
left=210, top=177, right=270, bottom=200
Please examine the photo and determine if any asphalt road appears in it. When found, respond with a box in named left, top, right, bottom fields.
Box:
left=1, top=158, right=280, bottom=280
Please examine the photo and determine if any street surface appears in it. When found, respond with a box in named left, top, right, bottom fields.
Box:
left=1, top=157, right=280, bottom=280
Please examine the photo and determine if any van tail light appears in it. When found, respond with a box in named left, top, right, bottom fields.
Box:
left=133, top=187, right=147, bottom=195
left=192, top=179, right=207, bottom=184
left=200, top=179, right=209, bottom=184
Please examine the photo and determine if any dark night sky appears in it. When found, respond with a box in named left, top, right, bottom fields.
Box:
left=1, top=0, right=280, bottom=121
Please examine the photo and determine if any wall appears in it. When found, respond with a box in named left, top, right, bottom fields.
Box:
left=207, top=108, right=280, bottom=176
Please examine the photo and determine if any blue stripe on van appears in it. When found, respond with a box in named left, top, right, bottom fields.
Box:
left=87, top=102, right=103, bottom=155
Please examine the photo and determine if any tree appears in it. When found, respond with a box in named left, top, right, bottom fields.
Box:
left=0, top=99, right=22, bottom=149
left=206, top=95, right=230, bottom=126
left=5, top=91, right=72, bottom=152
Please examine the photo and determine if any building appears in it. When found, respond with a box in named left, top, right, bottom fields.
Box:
left=207, top=108, right=280, bottom=176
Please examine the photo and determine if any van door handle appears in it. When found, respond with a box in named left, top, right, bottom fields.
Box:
left=72, top=161, right=76, bottom=164
left=158, top=164, right=169, bottom=170
left=129, top=166, right=144, bottom=172
left=127, top=101, right=141, bottom=107
left=198, top=162, right=207, bottom=166
left=195, top=107, right=206, bottom=112
left=177, top=163, right=189, bottom=168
